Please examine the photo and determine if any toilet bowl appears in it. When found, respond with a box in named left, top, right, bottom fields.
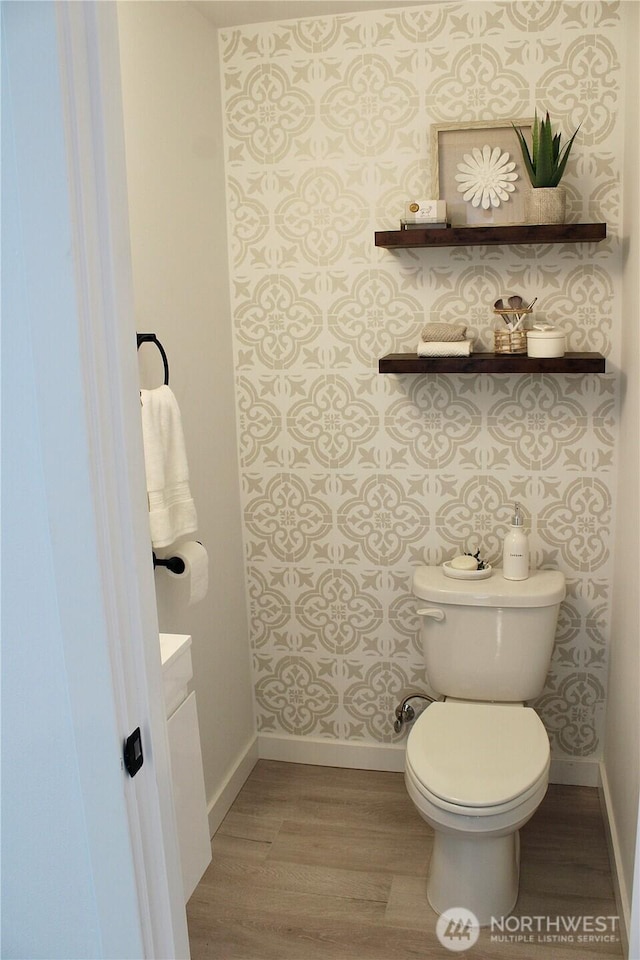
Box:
left=405, top=699, right=551, bottom=924
left=406, top=566, right=564, bottom=924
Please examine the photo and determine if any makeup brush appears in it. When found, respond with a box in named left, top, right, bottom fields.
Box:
left=512, top=297, right=538, bottom=332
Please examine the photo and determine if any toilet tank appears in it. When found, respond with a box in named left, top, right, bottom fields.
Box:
left=413, top=567, right=565, bottom=702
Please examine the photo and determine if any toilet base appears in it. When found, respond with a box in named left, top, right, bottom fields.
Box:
left=427, top=829, right=520, bottom=926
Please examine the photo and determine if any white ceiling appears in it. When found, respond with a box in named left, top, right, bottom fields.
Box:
left=192, top=0, right=431, bottom=28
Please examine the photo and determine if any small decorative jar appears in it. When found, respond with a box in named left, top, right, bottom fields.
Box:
left=526, top=325, right=566, bottom=358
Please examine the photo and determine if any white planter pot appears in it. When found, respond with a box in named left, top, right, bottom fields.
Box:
left=525, top=186, right=566, bottom=224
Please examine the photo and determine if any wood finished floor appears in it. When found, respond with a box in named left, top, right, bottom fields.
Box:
left=187, top=761, right=623, bottom=960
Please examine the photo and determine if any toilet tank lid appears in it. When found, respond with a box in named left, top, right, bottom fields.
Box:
left=412, top=566, right=565, bottom=607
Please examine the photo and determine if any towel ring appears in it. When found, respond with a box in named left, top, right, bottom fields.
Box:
left=137, top=333, right=169, bottom=386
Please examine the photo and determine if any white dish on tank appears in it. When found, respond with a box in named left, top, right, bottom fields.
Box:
left=442, top=560, right=493, bottom=581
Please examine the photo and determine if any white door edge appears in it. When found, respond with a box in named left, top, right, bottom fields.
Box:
left=56, top=2, right=190, bottom=955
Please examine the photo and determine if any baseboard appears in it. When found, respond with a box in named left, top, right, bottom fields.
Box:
left=549, top=757, right=600, bottom=786
left=207, top=734, right=259, bottom=837
left=258, top=734, right=600, bottom=785
left=598, top=761, right=631, bottom=957
left=258, top=733, right=406, bottom=771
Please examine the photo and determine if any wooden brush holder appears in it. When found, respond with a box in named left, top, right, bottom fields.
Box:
left=494, top=329, right=527, bottom=354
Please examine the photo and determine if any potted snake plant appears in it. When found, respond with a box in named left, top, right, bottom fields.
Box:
left=513, top=111, right=580, bottom=223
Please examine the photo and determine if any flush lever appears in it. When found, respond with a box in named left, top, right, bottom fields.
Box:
left=416, top=607, right=445, bottom=621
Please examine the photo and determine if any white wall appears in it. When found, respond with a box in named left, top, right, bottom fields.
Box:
left=116, top=1, right=256, bottom=828
left=603, top=0, right=640, bottom=946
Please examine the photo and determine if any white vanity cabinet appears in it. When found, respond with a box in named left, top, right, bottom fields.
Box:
left=160, top=633, right=211, bottom=901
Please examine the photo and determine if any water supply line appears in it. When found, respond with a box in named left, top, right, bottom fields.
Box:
left=393, top=692, right=437, bottom=733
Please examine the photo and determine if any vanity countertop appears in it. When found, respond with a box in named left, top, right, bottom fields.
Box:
left=159, top=632, right=192, bottom=670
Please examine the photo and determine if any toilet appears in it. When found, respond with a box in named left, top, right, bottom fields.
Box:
left=406, top=565, right=565, bottom=925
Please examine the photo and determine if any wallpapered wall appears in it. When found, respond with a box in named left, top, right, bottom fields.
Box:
left=219, top=1, right=623, bottom=760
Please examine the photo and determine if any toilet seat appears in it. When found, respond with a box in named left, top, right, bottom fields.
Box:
left=406, top=701, right=550, bottom=815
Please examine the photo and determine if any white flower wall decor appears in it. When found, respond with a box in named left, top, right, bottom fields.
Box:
left=455, top=145, right=518, bottom=209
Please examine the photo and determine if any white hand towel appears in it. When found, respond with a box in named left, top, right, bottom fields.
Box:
left=417, top=339, right=474, bottom=357
left=140, top=385, right=198, bottom=549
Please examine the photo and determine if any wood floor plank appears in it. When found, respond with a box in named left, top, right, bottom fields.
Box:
left=519, top=857, right=617, bottom=901
left=187, top=916, right=435, bottom=960
left=217, top=810, right=283, bottom=844
left=519, top=785, right=617, bottom=901
left=267, top=818, right=431, bottom=877
left=210, top=809, right=284, bottom=861
left=188, top=880, right=419, bottom=960
left=209, top=832, right=272, bottom=862
left=197, top=856, right=392, bottom=904
left=187, top=762, right=624, bottom=960
left=188, top=875, right=387, bottom=923
left=232, top=760, right=429, bottom=837
left=383, top=874, right=436, bottom=930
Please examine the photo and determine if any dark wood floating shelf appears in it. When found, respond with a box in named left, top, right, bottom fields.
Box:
left=378, top=352, right=606, bottom=374
left=375, top=222, right=607, bottom=249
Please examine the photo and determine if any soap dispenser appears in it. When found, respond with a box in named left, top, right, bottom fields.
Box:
left=502, top=503, right=529, bottom=581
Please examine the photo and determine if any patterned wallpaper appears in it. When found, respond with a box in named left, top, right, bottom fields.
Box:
left=219, top=1, right=624, bottom=760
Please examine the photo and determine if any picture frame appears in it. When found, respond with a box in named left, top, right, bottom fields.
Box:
left=431, top=119, right=534, bottom=226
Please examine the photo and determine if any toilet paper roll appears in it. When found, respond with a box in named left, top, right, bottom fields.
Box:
left=167, top=540, right=209, bottom=605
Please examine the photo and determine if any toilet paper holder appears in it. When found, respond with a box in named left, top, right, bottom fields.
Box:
left=152, top=541, right=205, bottom=575
left=152, top=542, right=209, bottom=606
left=152, top=552, right=186, bottom=575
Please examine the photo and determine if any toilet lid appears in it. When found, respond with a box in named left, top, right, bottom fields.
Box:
left=406, top=702, right=550, bottom=808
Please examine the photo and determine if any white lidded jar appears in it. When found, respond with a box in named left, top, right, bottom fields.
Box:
left=526, top=324, right=566, bottom=358
left=502, top=503, right=529, bottom=581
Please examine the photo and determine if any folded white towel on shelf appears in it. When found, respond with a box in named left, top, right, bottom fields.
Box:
left=140, top=385, right=198, bottom=549
left=417, top=339, right=474, bottom=357
left=420, top=322, right=467, bottom=342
